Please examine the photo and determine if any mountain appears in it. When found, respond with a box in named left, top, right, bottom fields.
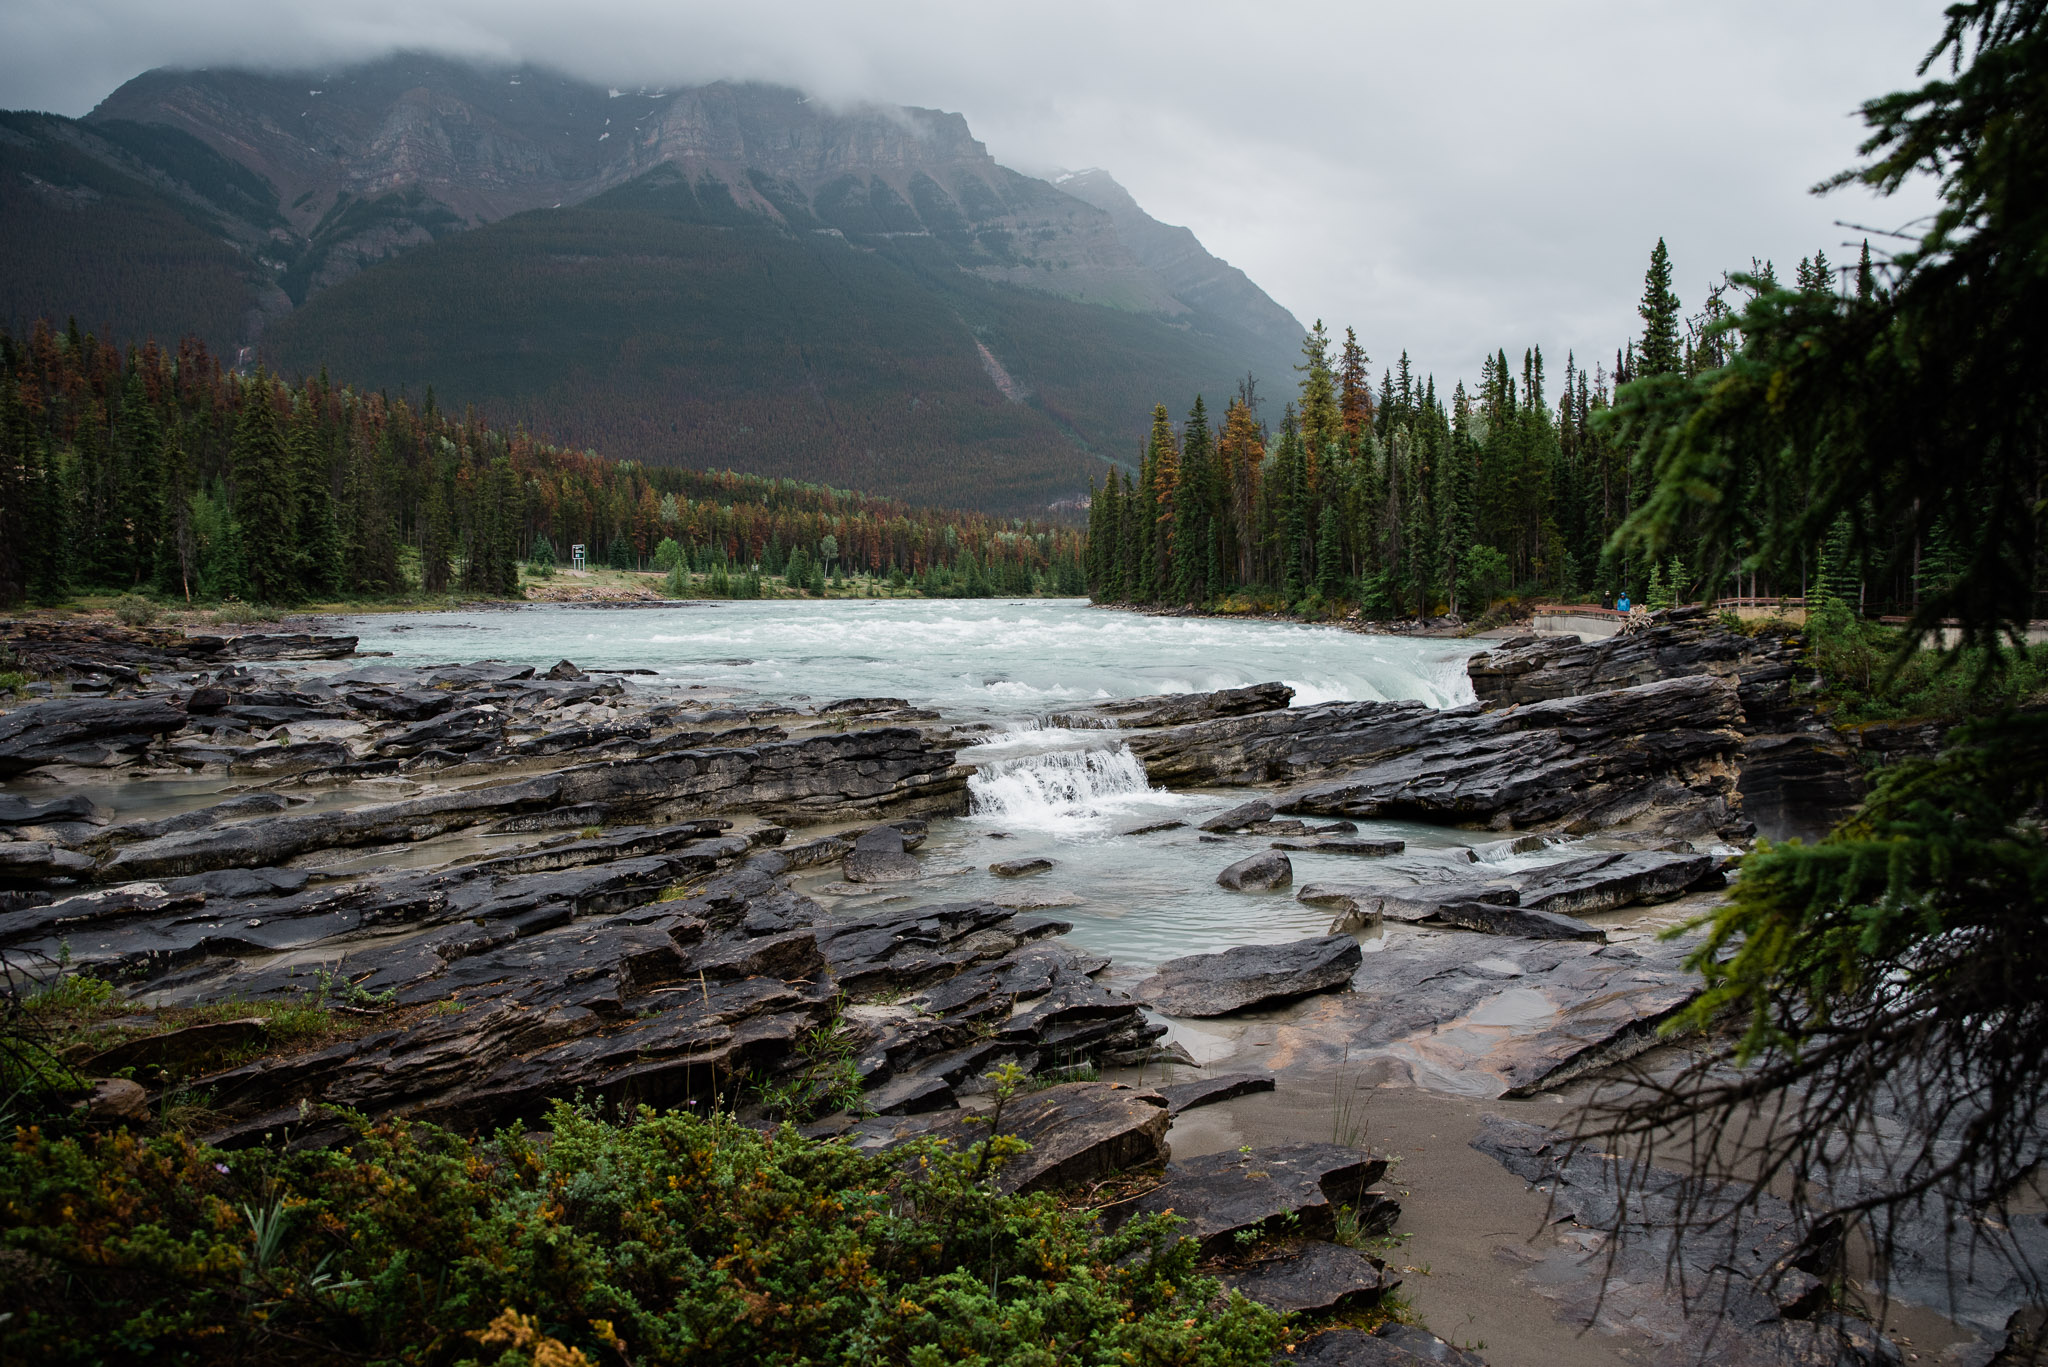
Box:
left=1, top=54, right=1305, bottom=512
left=1053, top=168, right=1304, bottom=352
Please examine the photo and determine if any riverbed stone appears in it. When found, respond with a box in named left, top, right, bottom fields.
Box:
left=1217, top=850, right=1292, bottom=891
left=1126, top=1143, right=1392, bottom=1254
left=1135, top=934, right=1360, bottom=1017
left=1122, top=674, right=1748, bottom=840
left=843, top=827, right=921, bottom=883
left=1429, top=900, right=1604, bottom=941
left=990, top=857, right=1055, bottom=877
left=1200, top=798, right=1276, bottom=832
left=1293, top=1325, right=1488, bottom=1366
left=1154, top=1072, right=1276, bottom=1114
left=0, top=697, right=187, bottom=776
left=841, top=1082, right=1171, bottom=1193
left=1221, top=1239, right=1397, bottom=1315
left=1051, top=682, right=1294, bottom=729
left=1271, top=837, right=1405, bottom=856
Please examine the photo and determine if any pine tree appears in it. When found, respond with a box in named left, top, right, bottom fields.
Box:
left=1338, top=328, right=1374, bottom=445
left=1146, top=404, right=1179, bottom=602
left=231, top=375, right=297, bottom=603
left=1174, top=396, right=1212, bottom=605
left=1638, top=239, right=1683, bottom=377
left=115, top=371, right=163, bottom=588
left=1295, top=322, right=1341, bottom=486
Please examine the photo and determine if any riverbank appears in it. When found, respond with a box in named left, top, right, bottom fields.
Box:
left=0, top=605, right=2018, bottom=1364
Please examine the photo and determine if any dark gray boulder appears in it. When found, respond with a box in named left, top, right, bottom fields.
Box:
left=1135, top=934, right=1360, bottom=1017
left=0, top=841, right=95, bottom=883
left=1221, top=1239, right=1397, bottom=1314
left=1050, top=682, right=1294, bottom=729
left=1122, top=674, right=1749, bottom=841
left=1217, top=850, right=1292, bottom=891
left=843, top=827, right=920, bottom=883
left=1125, top=1142, right=1392, bottom=1254
left=1293, top=1325, right=1488, bottom=1366
left=1271, top=837, right=1404, bottom=856
left=1427, top=900, right=1604, bottom=941
left=1514, top=850, right=1716, bottom=916
left=0, top=697, right=186, bottom=775
left=1154, top=1072, right=1276, bottom=1114
left=1200, top=798, right=1276, bottom=832
left=841, top=1082, right=1171, bottom=1193
left=0, top=794, right=109, bottom=826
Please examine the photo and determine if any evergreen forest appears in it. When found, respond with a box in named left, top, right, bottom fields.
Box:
left=0, top=321, right=1087, bottom=610
left=1085, top=240, right=2026, bottom=623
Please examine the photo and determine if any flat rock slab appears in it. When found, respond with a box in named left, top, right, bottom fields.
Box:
left=1221, top=1239, right=1396, bottom=1315
left=1429, top=900, right=1604, bottom=941
left=1218, top=850, right=1292, bottom=891
left=1052, top=682, right=1294, bottom=730
left=0, top=697, right=188, bottom=777
left=85, top=1017, right=268, bottom=1073
left=987, top=889, right=1083, bottom=911
left=1128, top=1142, right=1391, bottom=1254
left=1254, top=932, right=1702, bottom=1099
left=840, top=1082, right=1170, bottom=1193
left=990, top=857, right=1055, bottom=877
left=1154, top=1072, right=1276, bottom=1114
left=1271, top=837, right=1405, bottom=856
left=1294, top=1324, right=1488, bottom=1366
left=1200, top=798, right=1277, bottom=832
left=1513, top=850, right=1715, bottom=916
left=1136, top=934, right=1361, bottom=1017
left=1121, top=820, right=1185, bottom=836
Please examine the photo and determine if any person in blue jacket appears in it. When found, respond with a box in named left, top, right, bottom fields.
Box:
left=1616, top=592, right=1632, bottom=612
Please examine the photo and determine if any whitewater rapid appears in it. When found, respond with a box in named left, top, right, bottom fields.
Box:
left=337, top=598, right=1479, bottom=722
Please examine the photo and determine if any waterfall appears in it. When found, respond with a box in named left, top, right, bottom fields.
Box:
left=967, top=743, right=1154, bottom=827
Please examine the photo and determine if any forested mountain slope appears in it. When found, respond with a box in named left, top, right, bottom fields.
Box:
left=0, top=55, right=1303, bottom=512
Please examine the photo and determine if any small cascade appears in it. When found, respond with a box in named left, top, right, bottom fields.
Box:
left=967, top=743, right=1154, bottom=827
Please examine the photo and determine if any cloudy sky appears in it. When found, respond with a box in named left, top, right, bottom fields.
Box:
left=2, top=0, right=1951, bottom=389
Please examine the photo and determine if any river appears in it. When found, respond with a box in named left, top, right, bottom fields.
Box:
left=320, top=599, right=1546, bottom=971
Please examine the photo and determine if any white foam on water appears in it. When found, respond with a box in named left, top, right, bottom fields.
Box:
left=966, top=742, right=1178, bottom=835
left=338, top=600, right=1482, bottom=723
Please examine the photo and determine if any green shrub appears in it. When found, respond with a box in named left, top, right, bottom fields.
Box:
left=0, top=1099, right=1285, bottom=1365
left=111, top=595, right=159, bottom=628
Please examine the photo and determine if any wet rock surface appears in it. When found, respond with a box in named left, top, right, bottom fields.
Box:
left=1123, top=1142, right=1395, bottom=1254
left=1222, top=1239, right=1398, bottom=1315
left=1119, top=674, right=1749, bottom=841
left=1255, top=931, right=1702, bottom=1098
left=1473, top=1116, right=1898, bottom=1366
left=1135, top=934, right=1361, bottom=1017
left=1465, top=609, right=1869, bottom=842
left=840, top=1081, right=1172, bottom=1193
left=1292, top=1325, right=1488, bottom=1366
left=1217, top=849, right=1293, bottom=891
left=1154, top=1072, right=1276, bottom=1114
left=1296, top=848, right=1716, bottom=940
left=1051, top=681, right=1295, bottom=729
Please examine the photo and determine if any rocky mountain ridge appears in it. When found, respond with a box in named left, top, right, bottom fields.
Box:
left=77, top=53, right=1298, bottom=341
